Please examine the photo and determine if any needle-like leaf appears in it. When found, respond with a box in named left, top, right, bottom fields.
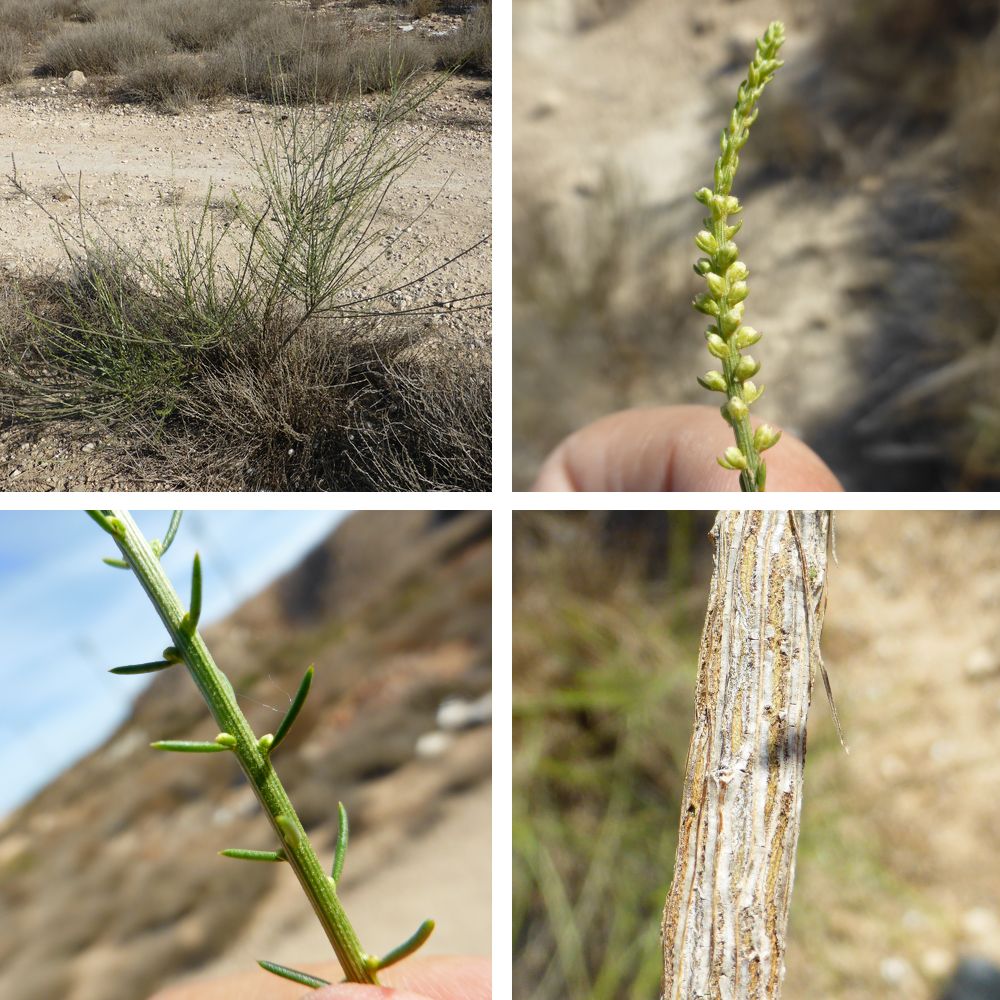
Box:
left=161, top=511, right=183, bottom=554
left=182, top=552, right=202, bottom=633
left=103, top=557, right=130, bottom=569
left=369, top=919, right=435, bottom=972
left=269, top=664, right=314, bottom=754
left=150, top=740, right=228, bottom=753
left=258, top=960, right=331, bottom=989
left=332, top=801, right=349, bottom=883
left=110, top=659, right=178, bottom=676
left=220, top=848, right=286, bottom=862
left=85, top=510, right=115, bottom=533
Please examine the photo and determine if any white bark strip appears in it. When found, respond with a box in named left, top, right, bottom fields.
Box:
left=661, top=511, right=829, bottom=1000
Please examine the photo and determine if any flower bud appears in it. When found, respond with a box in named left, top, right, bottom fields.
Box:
left=726, top=261, right=749, bottom=281
left=743, top=381, right=764, bottom=403
left=724, top=396, right=749, bottom=423
left=717, top=241, right=739, bottom=267
left=734, top=355, right=760, bottom=380
left=694, top=293, right=720, bottom=316
left=724, top=196, right=742, bottom=214
left=215, top=732, right=237, bottom=748
left=728, top=281, right=749, bottom=303
left=754, top=424, right=782, bottom=452
left=697, top=370, right=728, bottom=392
left=706, top=272, right=725, bottom=298
left=705, top=334, right=729, bottom=359
left=734, top=325, right=762, bottom=349
left=694, top=187, right=713, bottom=206
left=721, top=446, right=748, bottom=469
left=725, top=221, right=742, bottom=239
left=695, top=230, right=717, bottom=254
left=693, top=258, right=713, bottom=275
left=720, top=306, right=743, bottom=336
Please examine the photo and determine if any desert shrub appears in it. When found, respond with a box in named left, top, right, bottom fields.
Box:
left=149, top=0, right=270, bottom=52
left=0, top=0, right=51, bottom=41
left=436, top=3, right=491, bottom=75
left=38, top=20, right=169, bottom=75
left=119, top=52, right=227, bottom=111
left=0, top=32, right=22, bottom=83
left=4, top=81, right=489, bottom=491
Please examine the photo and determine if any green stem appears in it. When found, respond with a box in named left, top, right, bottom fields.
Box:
left=102, top=511, right=377, bottom=985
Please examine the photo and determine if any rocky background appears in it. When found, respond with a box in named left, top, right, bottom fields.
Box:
left=0, top=509, right=491, bottom=1000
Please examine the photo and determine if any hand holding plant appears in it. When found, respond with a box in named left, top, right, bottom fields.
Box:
left=87, top=510, right=435, bottom=991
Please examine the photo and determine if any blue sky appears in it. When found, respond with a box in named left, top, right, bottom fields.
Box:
left=0, top=510, right=346, bottom=818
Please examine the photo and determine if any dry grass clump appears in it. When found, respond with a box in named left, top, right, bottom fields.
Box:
left=118, top=52, right=227, bottom=112
left=38, top=19, right=168, bottom=75
left=0, top=32, right=22, bottom=83
left=436, top=2, right=490, bottom=75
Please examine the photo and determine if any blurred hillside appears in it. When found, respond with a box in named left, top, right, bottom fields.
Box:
left=0, top=510, right=491, bottom=1000
left=514, top=0, right=1000, bottom=490
left=514, top=511, right=1000, bottom=999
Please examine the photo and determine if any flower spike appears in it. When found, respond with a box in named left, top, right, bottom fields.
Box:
left=257, top=960, right=331, bottom=989
left=368, top=919, right=435, bottom=973
left=332, top=801, right=349, bottom=883
left=692, top=20, right=785, bottom=491
left=269, top=664, right=314, bottom=755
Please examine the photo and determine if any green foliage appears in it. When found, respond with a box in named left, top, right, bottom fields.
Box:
left=513, top=513, right=703, bottom=1000
left=87, top=510, right=435, bottom=988
left=693, top=21, right=785, bottom=491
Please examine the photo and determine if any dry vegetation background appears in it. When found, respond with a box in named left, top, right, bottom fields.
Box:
left=514, top=511, right=1000, bottom=1000
left=513, top=0, right=1000, bottom=490
left=0, top=0, right=490, bottom=492
left=0, top=510, right=492, bottom=1000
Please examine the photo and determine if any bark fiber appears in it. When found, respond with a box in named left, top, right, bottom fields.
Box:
left=661, top=510, right=829, bottom=1000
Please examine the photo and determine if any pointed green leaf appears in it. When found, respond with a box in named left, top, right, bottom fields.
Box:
left=269, top=664, right=313, bottom=754
left=161, top=510, right=183, bottom=553
left=370, top=919, right=435, bottom=972
left=257, top=960, right=330, bottom=989
left=332, top=801, right=348, bottom=883
left=182, top=552, right=202, bottom=633
left=110, top=659, right=178, bottom=676
left=102, top=557, right=130, bottom=569
left=220, top=848, right=286, bottom=862
left=150, top=740, right=228, bottom=753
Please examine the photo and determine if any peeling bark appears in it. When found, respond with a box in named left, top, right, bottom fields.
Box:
left=661, top=510, right=830, bottom=1000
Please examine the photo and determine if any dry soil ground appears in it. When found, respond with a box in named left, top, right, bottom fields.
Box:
left=0, top=67, right=490, bottom=490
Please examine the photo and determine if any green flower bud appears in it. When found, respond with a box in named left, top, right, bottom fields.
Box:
left=706, top=273, right=725, bottom=298
left=743, top=381, right=764, bottom=404
left=695, top=230, right=717, bottom=254
left=215, top=732, right=237, bottom=748
left=694, top=187, right=713, bottom=206
left=753, top=424, right=782, bottom=451
left=724, top=397, right=749, bottom=423
left=706, top=333, right=729, bottom=359
left=721, top=446, right=748, bottom=469
left=728, top=281, right=749, bottom=303
left=734, top=355, right=760, bottom=380
left=697, top=370, right=728, bottom=392
left=734, top=325, right=762, bottom=349
left=717, top=241, right=739, bottom=267
left=720, top=306, right=743, bottom=336
left=694, top=258, right=713, bottom=275
left=725, top=221, right=742, bottom=239
left=724, top=196, right=742, bottom=214
left=694, top=293, right=720, bottom=316
left=726, top=261, right=749, bottom=281
left=710, top=194, right=729, bottom=219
